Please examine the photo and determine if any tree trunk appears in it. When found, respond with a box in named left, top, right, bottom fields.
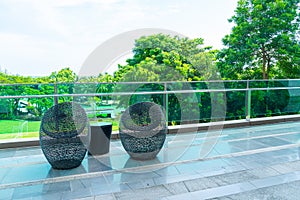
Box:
left=262, top=46, right=267, bottom=79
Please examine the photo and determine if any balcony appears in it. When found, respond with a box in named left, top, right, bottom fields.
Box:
left=1, top=80, right=300, bottom=199
left=1, top=121, right=300, bottom=199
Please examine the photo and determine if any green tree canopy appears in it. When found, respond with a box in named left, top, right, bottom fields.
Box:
left=217, top=0, right=300, bottom=80
left=114, top=34, right=218, bottom=82
left=0, top=72, right=50, bottom=84
left=49, top=67, right=77, bottom=83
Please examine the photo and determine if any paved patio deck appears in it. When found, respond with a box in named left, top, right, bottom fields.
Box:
left=1, top=121, right=300, bottom=199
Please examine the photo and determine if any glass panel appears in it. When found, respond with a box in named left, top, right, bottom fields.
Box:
left=0, top=80, right=300, bottom=142
left=223, top=80, right=247, bottom=89
left=0, top=97, right=54, bottom=140
left=251, top=89, right=291, bottom=117
left=226, top=91, right=246, bottom=120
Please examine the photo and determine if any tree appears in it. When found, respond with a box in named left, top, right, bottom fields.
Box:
left=0, top=68, right=79, bottom=120
left=49, top=67, right=77, bottom=104
left=0, top=72, right=42, bottom=119
left=49, top=67, right=77, bottom=83
left=114, top=34, right=218, bottom=82
left=217, top=0, right=300, bottom=80
left=113, top=34, right=220, bottom=124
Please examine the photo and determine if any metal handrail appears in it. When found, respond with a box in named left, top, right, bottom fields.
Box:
left=0, top=87, right=298, bottom=99
left=0, top=78, right=300, bottom=86
left=0, top=79, right=300, bottom=99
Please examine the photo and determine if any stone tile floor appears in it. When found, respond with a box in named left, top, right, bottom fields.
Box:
left=1, top=121, right=300, bottom=199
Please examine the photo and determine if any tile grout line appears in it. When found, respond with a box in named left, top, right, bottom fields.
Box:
left=1, top=143, right=300, bottom=190
left=165, top=170, right=300, bottom=200
left=1, top=130, right=296, bottom=170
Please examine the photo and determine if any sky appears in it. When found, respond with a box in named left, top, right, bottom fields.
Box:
left=0, top=0, right=238, bottom=76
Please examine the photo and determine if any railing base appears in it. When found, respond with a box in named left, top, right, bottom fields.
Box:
left=1, top=114, right=300, bottom=149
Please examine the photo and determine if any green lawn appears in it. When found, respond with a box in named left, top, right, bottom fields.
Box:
left=0, top=120, right=40, bottom=139
left=0, top=120, right=41, bottom=134
left=0, top=119, right=119, bottom=140
left=90, top=120, right=119, bottom=131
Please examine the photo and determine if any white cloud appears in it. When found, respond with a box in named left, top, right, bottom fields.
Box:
left=0, top=0, right=238, bottom=76
left=46, top=0, right=121, bottom=8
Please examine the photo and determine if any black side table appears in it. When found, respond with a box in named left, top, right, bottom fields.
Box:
left=88, top=122, right=112, bottom=156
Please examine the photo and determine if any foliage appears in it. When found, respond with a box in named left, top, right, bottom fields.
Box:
left=49, top=67, right=77, bottom=83
left=250, top=80, right=290, bottom=117
left=217, top=0, right=300, bottom=80
left=114, top=34, right=218, bottom=82
left=0, top=68, right=78, bottom=120
left=50, top=68, right=78, bottom=103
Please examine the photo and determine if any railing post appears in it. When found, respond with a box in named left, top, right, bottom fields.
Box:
left=54, top=83, right=58, bottom=105
left=245, top=80, right=251, bottom=121
left=163, top=82, right=168, bottom=125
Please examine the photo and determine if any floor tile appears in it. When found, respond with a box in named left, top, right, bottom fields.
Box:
left=2, top=121, right=300, bottom=199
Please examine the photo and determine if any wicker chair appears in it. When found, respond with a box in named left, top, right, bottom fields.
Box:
left=40, top=102, right=88, bottom=169
left=119, top=102, right=167, bottom=160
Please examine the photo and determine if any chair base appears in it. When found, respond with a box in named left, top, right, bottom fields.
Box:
left=50, top=159, right=82, bottom=170
left=128, top=150, right=160, bottom=160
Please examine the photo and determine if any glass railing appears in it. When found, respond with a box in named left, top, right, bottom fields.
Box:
left=0, top=79, right=300, bottom=140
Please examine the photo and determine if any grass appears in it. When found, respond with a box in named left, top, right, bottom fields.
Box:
left=0, top=119, right=119, bottom=140
left=0, top=120, right=40, bottom=140
left=90, top=119, right=119, bottom=131
left=0, top=120, right=41, bottom=134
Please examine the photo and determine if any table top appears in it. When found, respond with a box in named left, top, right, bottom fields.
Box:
left=90, top=122, right=112, bottom=127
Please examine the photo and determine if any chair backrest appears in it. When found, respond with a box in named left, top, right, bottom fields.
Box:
left=40, top=102, right=88, bottom=138
left=120, top=102, right=166, bottom=132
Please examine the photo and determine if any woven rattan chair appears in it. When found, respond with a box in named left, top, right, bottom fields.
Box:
left=40, top=102, right=88, bottom=169
left=119, top=102, right=167, bottom=160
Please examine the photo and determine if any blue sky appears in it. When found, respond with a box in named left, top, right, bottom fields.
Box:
left=0, top=0, right=238, bottom=76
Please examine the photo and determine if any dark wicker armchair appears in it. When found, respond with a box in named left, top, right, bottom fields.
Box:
left=40, top=102, right=88, bottom=169
left=119, top=102, right=167, bottom=160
